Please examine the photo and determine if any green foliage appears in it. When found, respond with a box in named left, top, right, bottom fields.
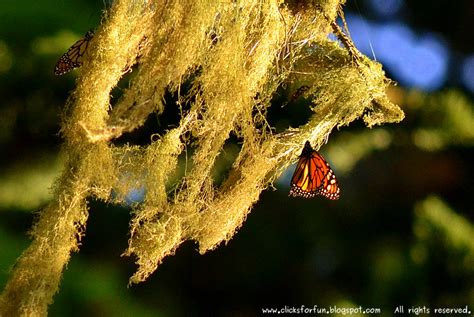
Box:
left=409, top=90, right=474, bottom=150
left=0, top=0, right=403, bottom=315
left=0, top=153, right=63, bottom=210
left=51, top=258, right=161, bottom=317
left=413, top=196, right=474, bottom=267
left=412, top=196, right=474, bottom=306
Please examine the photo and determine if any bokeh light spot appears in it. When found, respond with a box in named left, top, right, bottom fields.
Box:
left=346, top=15, right=449, bottom=91
left=368, top=0, right=404, bottom=18
left=461, top=55, right=474, bottom=92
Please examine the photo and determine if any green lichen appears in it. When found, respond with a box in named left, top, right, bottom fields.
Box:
left=0, top=0, right=403, bottom=315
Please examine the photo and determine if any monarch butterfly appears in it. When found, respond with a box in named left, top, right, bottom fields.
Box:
left=54, top=31, right=94, bottom=76
left=289, top=141, right=340, bottom=200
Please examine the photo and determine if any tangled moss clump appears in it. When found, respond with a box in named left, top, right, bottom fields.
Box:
left=0, top=0, right=403, bottom=315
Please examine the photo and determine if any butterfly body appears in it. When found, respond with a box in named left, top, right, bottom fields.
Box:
left=54, top=31, right=94, bottom=76
left=289, top=141, right=340, bottom=200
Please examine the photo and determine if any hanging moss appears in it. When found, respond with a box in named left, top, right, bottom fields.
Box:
left=0, top=0, right=403, bottom=315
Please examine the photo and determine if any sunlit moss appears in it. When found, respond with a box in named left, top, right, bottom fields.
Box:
left=0, top=0, right=403, bottom=315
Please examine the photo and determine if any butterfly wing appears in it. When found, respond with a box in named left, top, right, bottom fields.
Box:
left=289, top=141, right=340, bottom=200
left=311, top=151, right=340, bottom=200
left=54, top=31, right=93, bottom=76
left=289, top=155, right=317, bottom=198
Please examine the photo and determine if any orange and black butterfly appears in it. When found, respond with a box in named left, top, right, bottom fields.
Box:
left=289, top=141, right=340, bottom=200
left=54, top=31, right=93, bottom=76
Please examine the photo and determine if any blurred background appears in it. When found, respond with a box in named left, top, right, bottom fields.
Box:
left=1, top=0, right=473, bottom=316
